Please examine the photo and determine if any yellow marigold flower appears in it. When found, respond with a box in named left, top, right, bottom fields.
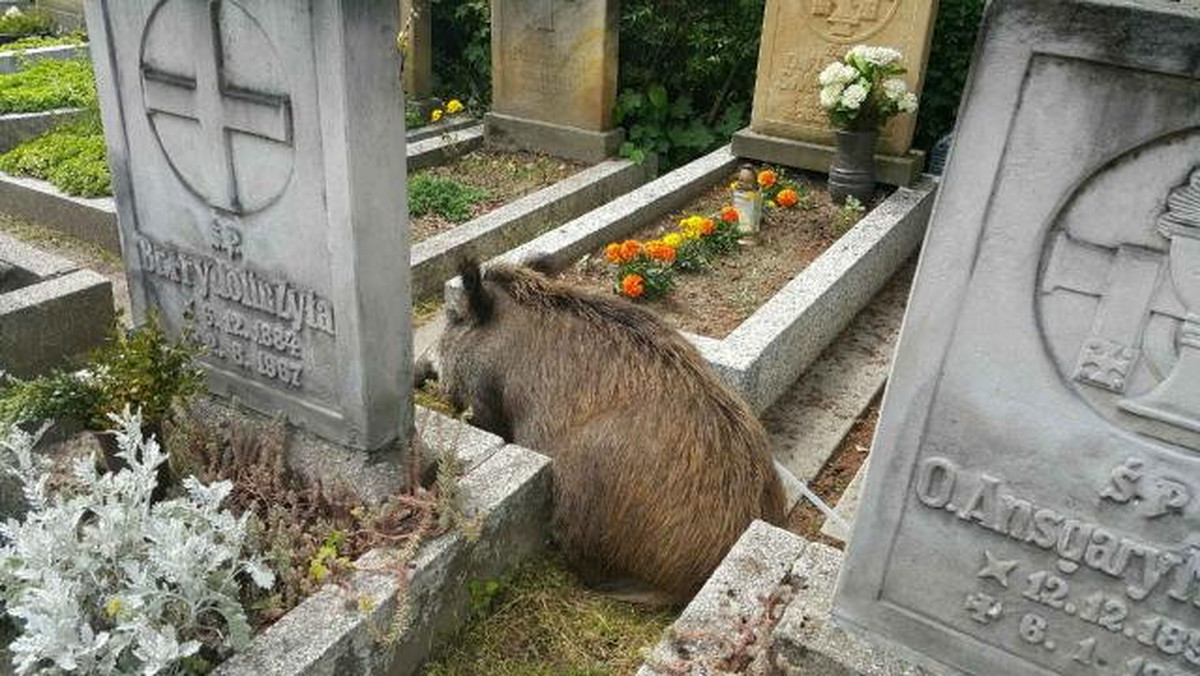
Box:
left=430, top=108, right=444, bottom=122
left=621, top=273, right=645, bottom=299
left=663, top=232, right=684, bottom=248
left=605, top=242, right=623, bottom=264
left=446, top=99, right=464, bottom=114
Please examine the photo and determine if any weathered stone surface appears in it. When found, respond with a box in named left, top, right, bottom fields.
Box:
left=773, top=543, right=925, bottom=674
left=820, top=459, right=867, bottom=543
left=748, top=0, right=937, bottom=156
left=763, top=264, right=909, bottom=483
left=399, top=0, right=432, bottom=102
left=487, top=0, right=622, bottom=161
left=0, top=232, right=113, bottom=379
left=836, top=1, right=1200, bottom=673
left=214, top=436, right=552, bottom=676
left=0, top=172, right=118, bottom=254
left=638, top=521, right=807, bottom=675
left=731, top=127, right=925, bottom=187
left=86, top=0, right=412, bottom=451
left=406, top=124, right=485, bottom=171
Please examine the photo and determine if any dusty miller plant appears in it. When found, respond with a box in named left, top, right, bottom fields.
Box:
left=0, top=408, right=274, bottom=675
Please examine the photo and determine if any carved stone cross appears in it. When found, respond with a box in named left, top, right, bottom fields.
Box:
left=141, top=0, right=292, bottom=214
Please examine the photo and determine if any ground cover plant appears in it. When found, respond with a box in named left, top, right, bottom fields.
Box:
left=408, top=147, right=584, bottom=242
left=0, top=8, right=53, bottom=40
left=0, top=57, right=95, bottom=114
left=1, top=31, right=86, bottom=53
left=559, top=168, right=881, bottom=338
left=423, top=554, right=675, bottom=676
left=0, top=114, right=110, bottom=197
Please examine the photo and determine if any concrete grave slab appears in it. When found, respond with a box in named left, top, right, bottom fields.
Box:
left=87, top=0, right=412, bottom=451
left=0, top=171, right=119, bottom=253
left=835, top=1, right=1200, bottom=673
left=0, top=107, right=89, bottom=153
left=0, top=231, right=113, bottom=379
left=0, top=41, right=90, bottom=75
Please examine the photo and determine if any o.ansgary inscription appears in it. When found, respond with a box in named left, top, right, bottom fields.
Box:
left=915, top=456, right=1200, bottom=675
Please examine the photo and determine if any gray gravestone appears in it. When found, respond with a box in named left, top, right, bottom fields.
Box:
left=86, top=0, right=412, bottom=451
left=835, top=0, right=1200, bottom=674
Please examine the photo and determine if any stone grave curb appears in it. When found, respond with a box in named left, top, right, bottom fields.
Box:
left=638, top=521, right=922, bottom=675
left=406, top=116, right=479, bottom=143
left=0, top=170, right=119, bottom=254
left=0, top=231, right=114, bottom=380
left=0, top=42, right=90, bottom=75
left=406, top=123, right=485, bottom=172
left=444, top=145, right=936, bottom=412
left=0, top=107, right=89, bottom=153
left=412, top=156, right=654, bottom=299
left=213, top=407, right=553, bottom=676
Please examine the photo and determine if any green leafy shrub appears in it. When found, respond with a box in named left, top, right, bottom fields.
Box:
left=1, top=30, right=86, bottom=52
left=614, top=83, right=745, bottom=169
left=913, top=0, right=986, bottom=150
left=0, top=8, right=53, bottom=37
left=429, top=0, right=491, bottom=107
left=0, top=314, right=206, bottom=432
left=408, top=173, right=489, bottom=223
left=0, top=57, right=96, bottom=113
left=0, top=116, right=111, bottom=197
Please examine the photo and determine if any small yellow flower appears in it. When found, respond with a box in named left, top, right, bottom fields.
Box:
left=105, top=597, right=123, bottom=618
left=446, top=99, right=464, bottom=114
left=663, top=232, right=684, bottom=248
left=430, top=108, right=444, bottom=122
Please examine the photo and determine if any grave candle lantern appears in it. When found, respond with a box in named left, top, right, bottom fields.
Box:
left=733, top=165, right=763, bottom=235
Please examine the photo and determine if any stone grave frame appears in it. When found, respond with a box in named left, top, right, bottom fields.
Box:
left=836, top=0, right=1200, bottom=673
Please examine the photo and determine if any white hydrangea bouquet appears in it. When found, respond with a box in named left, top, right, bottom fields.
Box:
left=818, top=45, right=919, bottom=131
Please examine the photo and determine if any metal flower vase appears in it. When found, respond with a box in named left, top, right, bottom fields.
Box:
left=829, top=129, right=878, bottom=205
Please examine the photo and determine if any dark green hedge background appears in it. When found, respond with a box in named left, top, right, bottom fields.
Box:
left=430, top=0, right=985, bottom=169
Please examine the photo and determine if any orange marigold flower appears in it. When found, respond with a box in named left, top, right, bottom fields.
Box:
left=777, top=188, right=799, bottom=208
left=604, top=243, right=623, bottom=264
left=645, top=241, right=676, bottom=264
left=758, top=169, right=777, bottom=189
left=698, top=218, right=716, bottom=236
left=719, top=205, right=740, bottom=223
left=619, top=239, right=642, bottom=262
left=621, top=273, right=645, bottom=298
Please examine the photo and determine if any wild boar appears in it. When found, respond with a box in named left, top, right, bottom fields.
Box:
left=436, top=260, right=786, bottom=603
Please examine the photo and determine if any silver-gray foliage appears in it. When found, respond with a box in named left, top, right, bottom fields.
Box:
left=0, top=407, right=275, bottom=675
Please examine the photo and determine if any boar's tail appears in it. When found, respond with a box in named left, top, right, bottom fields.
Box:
left=458, top=258, right=494, bottom=324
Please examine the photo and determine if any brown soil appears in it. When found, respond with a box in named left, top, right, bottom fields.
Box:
left=786, top=395, right=881, bottom=550
left=556, top=170, right=889, bottom=338
left=411, top=146, right=586, bottom=242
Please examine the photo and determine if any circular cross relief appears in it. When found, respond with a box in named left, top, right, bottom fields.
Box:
left=1037, top=130, right=1200, bottom=451
left=140, top=0, right=294, bottom=215
left=798, top=0, right=900, bottom=44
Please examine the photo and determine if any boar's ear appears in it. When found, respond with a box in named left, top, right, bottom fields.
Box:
left=524, top=254, right=556, bottom=276
left=458, top=258, right=494, bottom=324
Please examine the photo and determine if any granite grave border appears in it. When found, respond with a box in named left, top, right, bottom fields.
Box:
left=445, top=145, right=936, bottom=412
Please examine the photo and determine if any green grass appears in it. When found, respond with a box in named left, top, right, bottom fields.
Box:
left=0, top=57, right=96, bottom=113
left=0, top=8, right=53, bottom=37
left=2, top=31, right=87, bottom=52
left=0, top=116, right=111, bottom=197
left=408, top=173, right=490, bottom=223
left=423, top=555, right=676, bottom=676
